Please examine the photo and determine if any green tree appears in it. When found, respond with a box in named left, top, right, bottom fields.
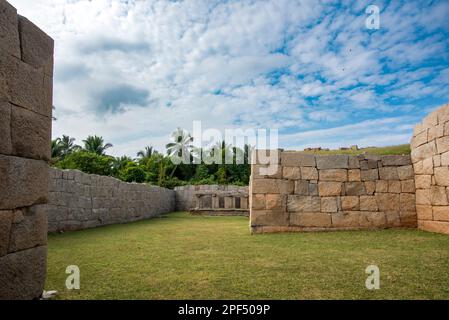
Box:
left=193, top=163, right=209, bottom=180
left=137, top=146, right=158, bottom=166
left=120, top=164, right=147, bottom=183
left=111, top=156, right=134, bottom=177
left=137, top=146, right=156, bottom=159
left=83, top=135, right=113, bottom=155
left=59, top=135, right=81, bottom=157
left=191, top=163, right=215, bottom=185
left=51, top=130, right=253, bottom=188
left=51, top=138, right=62, bottom=158
left=214, top=140, right=233, bottom=164
left=55, top=151, right=114, bottom=176
left=216, top=166, right=227, bottom=184
left=51, top=138, right=63, bottom=161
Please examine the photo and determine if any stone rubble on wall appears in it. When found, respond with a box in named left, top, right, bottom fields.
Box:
left=0, top=0, right=53, bottom=300
left=174, top=185, right=249, bottom=211
left=46, top=168, right=176, bottom=232
left=411, top=103, right=449, bottom=234
left=250, top=151, right=417, bottom=233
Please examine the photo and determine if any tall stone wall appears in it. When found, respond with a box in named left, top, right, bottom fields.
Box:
left=46, top=168, right=176, bottom=232
left=250, top=152, right=417, bottom=233
left=0, top=0, right=54, bottom=299
left=411, top=103, right=449, bottom=234
left=174, top=185, right=249, bottom=211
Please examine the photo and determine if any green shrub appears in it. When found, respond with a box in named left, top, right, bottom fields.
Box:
left=54, top=151, right=114, bottom=176
left=120, top=165, right=147, bottom=183
left=159, top=177, right=187, bottom=189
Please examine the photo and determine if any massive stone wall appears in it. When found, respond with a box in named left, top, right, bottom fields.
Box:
left=411, top=103, right=449, bottom=234
left=46, top=168, right=176, bottom=232
left=174, top=185, right=249, bottom=212
left=0, top=0, right=54, bottom=299
left=250, top=152, right=417, bottom=233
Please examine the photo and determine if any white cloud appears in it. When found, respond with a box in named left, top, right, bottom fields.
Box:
left=280, top=117, right=415, bottom=150
left=8, top=0, right=449, bottom=156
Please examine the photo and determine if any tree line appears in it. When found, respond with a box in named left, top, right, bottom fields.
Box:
left=51, top=129, right=251, bottom=188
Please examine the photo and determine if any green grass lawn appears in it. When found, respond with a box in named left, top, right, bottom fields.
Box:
left=46, top=212, right=449, bottom=300
left=298, top=144, right=411, bottom=155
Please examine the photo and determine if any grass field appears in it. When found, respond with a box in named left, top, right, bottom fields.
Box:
left=298, top=144, right=411, bottom=155
left=46, top=212, right=449, bottom=300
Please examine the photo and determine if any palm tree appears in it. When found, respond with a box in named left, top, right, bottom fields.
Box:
left=83, top=135, right=113, bottom=155
left=51, top=138, right=63, bottom=160
left=116, top=155, right=133, bottom=166
left=212, top=140, right=233, bottom=164
left=158, top=158, right=169, bottom=186
left=166, top=127, right=194, bottom=177
left=233, top=145, right=245, bottom=164
left=59, top=135, right=81, bottom=157
left=112, top=156, right=134, bottom=176
left=190, top=146, right=203, bottom=164
left=137, top=146, right=157, bottom=159
left=244, top=144, right=255, bottom=164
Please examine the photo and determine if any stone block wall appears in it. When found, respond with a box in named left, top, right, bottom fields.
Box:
left=0, top=0, right=54, bottom=299
left=250, top=152, right=417, bottom=233
left=46, top=168, right=176, bottom=232
left=174, top=185, right=249, bottom=211
left=411, top=103, right=449, bottom=234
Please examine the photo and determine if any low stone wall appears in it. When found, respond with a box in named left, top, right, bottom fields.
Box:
left=411, top=103, right=449, bottom=234
left=174, top=185, right=249, bottom=212
left=250, top=152, right=417, bottom=233
left=0, top=1, right=53, bottom=300
left=46, top=168, right=175, bottom=232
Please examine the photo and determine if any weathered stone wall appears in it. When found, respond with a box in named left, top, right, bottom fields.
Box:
left=174, top=185, right=249, bottom=211
left=411, top=103, right=449, bottom=234
left=46, top=168, right=176, bottom=232
left=250, top=152, right=417, bottom=233
left=0, top=0, right=54, bottom=299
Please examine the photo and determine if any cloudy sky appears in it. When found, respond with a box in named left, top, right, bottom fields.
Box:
left=9, top=0, right=449, bottom=156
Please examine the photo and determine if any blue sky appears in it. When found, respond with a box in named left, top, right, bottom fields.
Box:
left=9, top=0, right=449, bottom=156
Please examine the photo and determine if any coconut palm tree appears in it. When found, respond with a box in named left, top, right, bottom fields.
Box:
left=83, top=135, right=113, bottom=155
left=166, top=127, right=194, bottom=177
left=244, top=143, right=255, bottom=164
left=59, top=135, right=81, bottom=157
left=190, top=146, right=203, bottom=164
left=137, top=146, right=157, bottom=159
left=51, top=138, right=63, bottom=160
left=212, top=140, right=233, bottom=164
left=111, top=156, right=134, bottom=177
left=114, top=156, right=133, bottom=169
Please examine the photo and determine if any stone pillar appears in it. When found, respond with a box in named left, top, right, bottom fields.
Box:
left=0, top=0, right=54, bottom=299
left=411, top=103, right=449, bottom=234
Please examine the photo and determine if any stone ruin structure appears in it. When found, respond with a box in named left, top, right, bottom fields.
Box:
left=411, top=103, right=449, bottom=234
left=249, top=103, right=449, bottom=234
left=45, top=181, right=248, bottom=232
left=0, top=0, right=449, bottom=301
left=46, top=168, right=176, bottom=233
left=174, top=185, right=249, bottom=215
left=189, top=187, right=249, bottom=216
left=0, top=0, right=54, bottom=299
left=250, top=153, right=416, bottom=233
